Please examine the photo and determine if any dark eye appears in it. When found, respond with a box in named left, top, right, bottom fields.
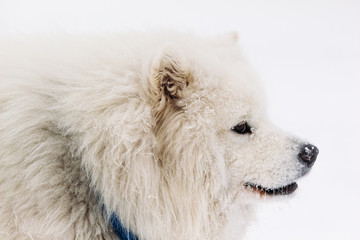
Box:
left=232, top=122, right=252, bottom=134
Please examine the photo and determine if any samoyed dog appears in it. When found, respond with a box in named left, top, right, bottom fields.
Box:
left=0, top=32, right=318, bottom=240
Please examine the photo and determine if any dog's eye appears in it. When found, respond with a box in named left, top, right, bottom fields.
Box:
left=232, top=122, right=252, bottom=134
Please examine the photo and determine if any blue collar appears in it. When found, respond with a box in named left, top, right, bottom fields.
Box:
left=110, top=213, right=138, bottom=240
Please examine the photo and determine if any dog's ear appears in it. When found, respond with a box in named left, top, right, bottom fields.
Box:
left=151, top=46, right=193, bottom=102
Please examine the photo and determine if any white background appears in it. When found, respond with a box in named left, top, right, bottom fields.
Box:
left=1, top=0, right=359, bottom=239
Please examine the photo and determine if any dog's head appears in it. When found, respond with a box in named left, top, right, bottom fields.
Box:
left=150, top=34, right=319, bottom=202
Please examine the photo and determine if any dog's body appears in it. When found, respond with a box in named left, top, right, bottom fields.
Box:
left=0, top=32, right=318, bottom=240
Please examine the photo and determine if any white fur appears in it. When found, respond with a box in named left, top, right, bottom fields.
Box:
left=0, top=32, right=311, bottom=240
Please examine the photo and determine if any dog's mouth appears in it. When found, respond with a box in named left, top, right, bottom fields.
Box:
left=244, top=182, right=298, bottom=196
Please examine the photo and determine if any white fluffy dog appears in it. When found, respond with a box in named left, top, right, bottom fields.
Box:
left=0, top=32, right=318, bottom=240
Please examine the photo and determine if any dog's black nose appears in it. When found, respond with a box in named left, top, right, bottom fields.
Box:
left=298, top=144, right=319, bottom=167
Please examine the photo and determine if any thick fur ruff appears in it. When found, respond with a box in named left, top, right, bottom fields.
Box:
left=0, top=32, right=315, bottom=240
